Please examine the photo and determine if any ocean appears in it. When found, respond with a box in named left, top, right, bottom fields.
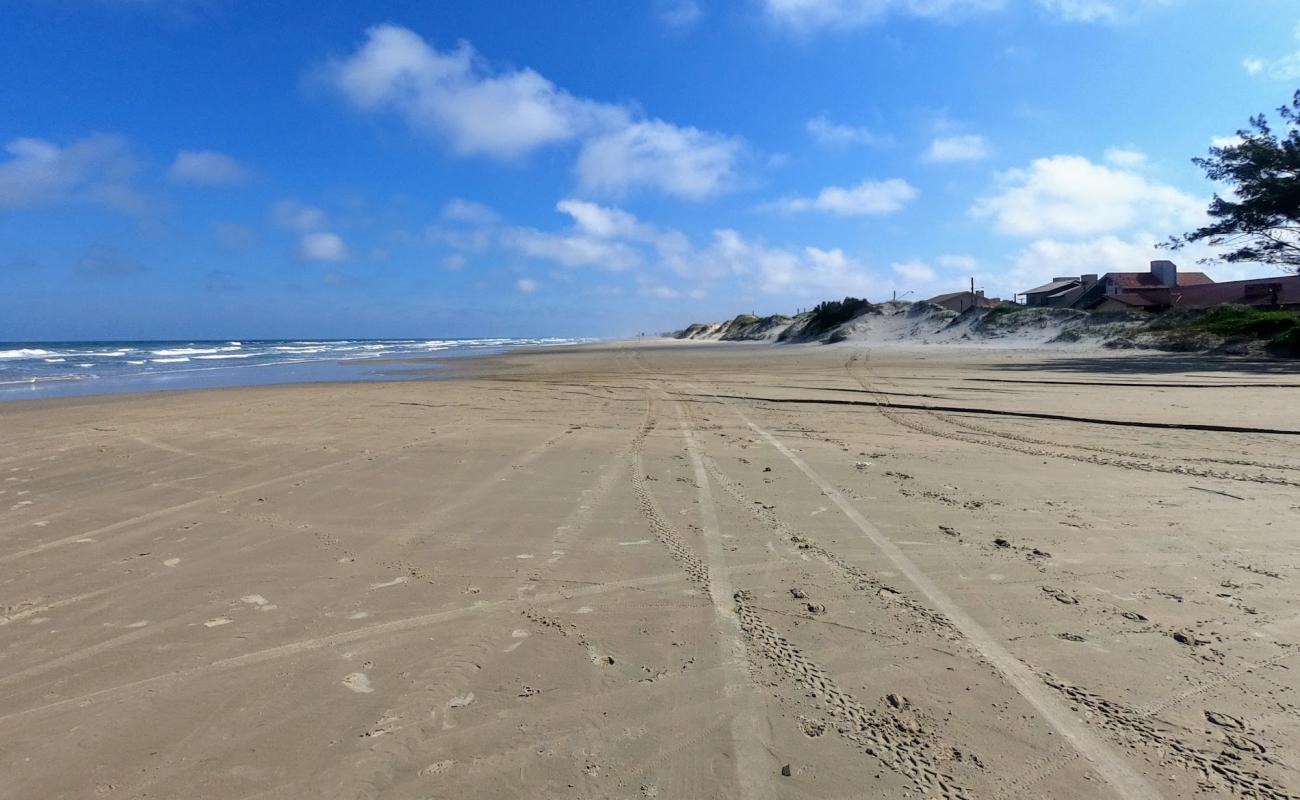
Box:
left=0, top=338, right=588, bottom=401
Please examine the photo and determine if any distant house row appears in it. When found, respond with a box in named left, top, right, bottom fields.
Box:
left=924, top=261, right=1300, bottom=314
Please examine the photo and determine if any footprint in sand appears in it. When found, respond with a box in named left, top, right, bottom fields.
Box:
left=163, top=558, right=180, bottom=567
left=204, top=617, right=232, bottom=627
left=241, top=594, right=278, bottom=611
left=342, top=673, right=374, bottom=693
left=419, top=760, right=455, bottom=777
left=369, top=577, right=407, bottom=590
left=447, top=692, right=475, bottom=708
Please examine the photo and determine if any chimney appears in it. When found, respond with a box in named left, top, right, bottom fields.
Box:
left=1150, top=260, right=1177, bottom=288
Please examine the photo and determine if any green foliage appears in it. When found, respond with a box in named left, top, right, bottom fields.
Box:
left=983, top=303, right=1021, bottom=319
left=1166, top=91, right=1300, bottom=271
left=803, top=297, right=874, bottom=334
left=1183, top=305, right=1300, bottom=354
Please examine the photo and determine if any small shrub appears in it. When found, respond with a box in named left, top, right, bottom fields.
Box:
left=803, top=297, right=875, bottom=336
left=1197, top=306, right=1300, bottom=338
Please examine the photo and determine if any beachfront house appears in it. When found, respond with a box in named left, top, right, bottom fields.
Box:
left=1021, top=261, right=1219, bottom=311
left=925, top=290, right=1004, bottom=313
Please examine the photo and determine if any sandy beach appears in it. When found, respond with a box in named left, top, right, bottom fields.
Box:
left=2, top=340, right=1299, bottom=800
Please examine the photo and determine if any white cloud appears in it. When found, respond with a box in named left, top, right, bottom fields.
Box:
left=657, top=0, right=703, bottom=30
left=442, top=253, right=467, bottom=270
left=761, top=0, right=1005, bottom=32
left=327, top=25, right=743, bottom=199
left=1037, top=0, right=1177, bottom=23
left=763, top=177, right=917, bottom=216
left=891, top=260, right=936, bottom=283
left=1103, top=147, right=1146, bottom=167
left=923, top=134, right=990, bottom=163
left=0, top=135, right=143, bottom=212
left=1210, top=134, right=1244, bottom=148
left=556, top=199, right=650, bottom=239
left=271, top=199, right=348, bottom=262
left=272, top=199, right=328, bottom=232
left=500, top=227, right=644, bottom=271
left=936, top=254, right=979, bottom=272
left=328, top=25, right=613, bottom=159
left=299, top=231, right=349, bottom=262
left=1009, top=234, right=1158, bottom=278
left=805, top=114, right=889, bottom=147
left=643, top=284, right=682, bottom=299
left=516, top=277, right=539, bottom=293
left=575, top=120, right=744, bottom=200
left=972, top=154, right=1204, bottom=237
left=1248, top=52, right=1300, bottom=81
left=167, top=149, right=252, bottom=186
left=441, top=198, right=498, bottom=224
left=681, top=228, right=879, bottom=296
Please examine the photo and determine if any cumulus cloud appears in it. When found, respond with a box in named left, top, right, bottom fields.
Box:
left=655, top=227, right=878, bottom=297
left=441, top=198, right=499, bottom=224
left=936, top=254, right=979, bottom=272
left=299, top=231, right=350, bottom=262
left=971, top=154, right=1204, bottom=237
left=327, top=24, right=610, bottom=159
left=272, top=198, right=328, bottom=232
left=167, top=149, right=252, bottom=186
left=0, top=135, right=143, bottom=212
left=762, top=178, right=917, bottom=216
left=1210, top=134, right=1244, bottom=148
left=761, top=0, right=1005, bottom=31
left=1243, top=52, right=1300, bottom=80
left=1008, top=234, right=1159, bottom=277
left=516, top=277, right=540, bottom=293
left=891, top=260, right=936, bottom=283
left=326, top=25, right=743, bottom=199
left=1037, top=0, right=1177, bottom=23
left=502, top=227, right=644, bottom=271
left=1103, top=147, right=1147, bottom=167
left=923, top=134, right=990, bottom=163
left=657, top=0, right=703, bottom=30
left=556, top=198, right=651, bottom=239
left=805, top=114, right=889, bottom=147
left=272, top=198, right=349, bottom=261
left=574, top=120, right=744, bottom=200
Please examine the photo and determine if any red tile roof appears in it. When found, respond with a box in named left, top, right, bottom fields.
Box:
left=1106, top=271, right=1214, bottom=290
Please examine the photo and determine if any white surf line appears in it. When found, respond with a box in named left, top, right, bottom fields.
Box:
left=708, top=389, right=1163, bottom=800
left=673, top=400, right=777, bottom=800
left=0, top=560, right=786, bottom=725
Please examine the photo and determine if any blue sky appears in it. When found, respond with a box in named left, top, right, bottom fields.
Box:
left=0, top=0, right=1295, bottom=340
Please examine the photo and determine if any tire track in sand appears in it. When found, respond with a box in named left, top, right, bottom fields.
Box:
left=843, top=352, right=1299, bottom=489
left=668, top=398, right=777, bottom=800
left=698, top=382, right=1164, bottom=800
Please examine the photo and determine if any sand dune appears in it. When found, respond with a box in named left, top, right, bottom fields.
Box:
left=2, top=341, right=1298, bottom=799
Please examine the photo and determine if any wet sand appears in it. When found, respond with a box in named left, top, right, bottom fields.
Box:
left=2, top=340, right=1298, bottom=799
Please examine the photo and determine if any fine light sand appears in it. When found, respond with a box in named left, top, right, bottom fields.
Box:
left=2, top=340, right=1299, bottom=799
